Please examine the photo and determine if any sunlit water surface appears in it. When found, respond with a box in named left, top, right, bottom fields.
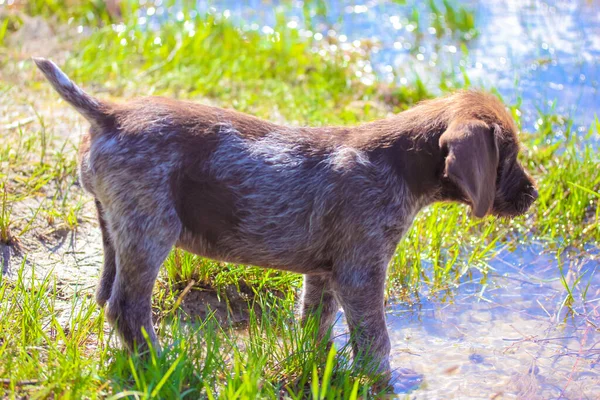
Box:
left=324, top=245, right=600, bottom=397
left=197, top=0, right=599, bottom=137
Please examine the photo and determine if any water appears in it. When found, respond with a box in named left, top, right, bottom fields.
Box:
left=328, top=245, right=600, bottom=397
left=384, top=246, right=600, bottom=397
left=197, top=0, right=600, bottom=136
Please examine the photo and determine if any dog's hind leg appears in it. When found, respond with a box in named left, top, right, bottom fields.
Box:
left=95, top=199, right=116, bottom=307
left=300, top=274, right=339, bottom=341
left=103, top=198, right=181, bottom=353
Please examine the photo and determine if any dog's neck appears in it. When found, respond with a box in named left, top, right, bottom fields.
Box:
left=352, top=116, right=449, bottom=205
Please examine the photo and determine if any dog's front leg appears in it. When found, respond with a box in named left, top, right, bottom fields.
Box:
left=300, top=274, right=339, bottom=341
left=332, top=263, right=391, bottom=379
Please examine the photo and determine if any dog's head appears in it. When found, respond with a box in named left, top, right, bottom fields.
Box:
left=439, top=114, right=537, bottom=219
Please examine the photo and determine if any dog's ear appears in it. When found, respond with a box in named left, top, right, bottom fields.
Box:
left=439, top=119, right=499, bottom=218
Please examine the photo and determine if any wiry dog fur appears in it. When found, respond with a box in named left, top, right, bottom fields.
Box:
left=34, top=58, right=537, bottom=378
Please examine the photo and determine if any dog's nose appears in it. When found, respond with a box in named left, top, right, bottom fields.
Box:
left=530, top=187, right=538, bottom=201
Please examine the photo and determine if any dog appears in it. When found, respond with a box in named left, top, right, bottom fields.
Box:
left=34, top=57, right=537, bottom=379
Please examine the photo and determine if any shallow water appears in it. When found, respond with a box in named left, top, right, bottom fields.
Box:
left=329, top=245, right=600, bottom=397
left=386, top=246, right=599, bottom=397
left=197, top=0, right=599, bottom=136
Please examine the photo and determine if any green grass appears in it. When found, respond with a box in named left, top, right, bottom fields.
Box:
left=1, top=0, right=599, bottom=398
left=0, top=115, right=83, bottom=245
left=429, top=0, right=478, bottom=41
left=0, top=183, right=13, bottom=244
left=62, top=3, right=386, bottom=126
left=0, top=262, right=383, bottom=398
left=0, top=263, right=105, bottom=397
left=392, top=0, right=478, bottom=50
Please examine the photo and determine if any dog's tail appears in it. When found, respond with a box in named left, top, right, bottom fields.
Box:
left=33, top=57, right=110, bottom=127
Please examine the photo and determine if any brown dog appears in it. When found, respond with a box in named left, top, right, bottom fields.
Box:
left=34, top=58, right=536, bottom=377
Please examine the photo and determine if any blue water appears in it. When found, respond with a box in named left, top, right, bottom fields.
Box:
left=331, top=244, right=600, bottom=397
left=195, top=0, right=599, bottom=137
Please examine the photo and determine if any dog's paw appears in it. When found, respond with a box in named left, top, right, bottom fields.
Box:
left=389, top=367, right=424, bottom=394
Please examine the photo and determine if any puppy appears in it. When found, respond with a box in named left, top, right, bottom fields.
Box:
left=34, top=58, right=537, bottom=377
